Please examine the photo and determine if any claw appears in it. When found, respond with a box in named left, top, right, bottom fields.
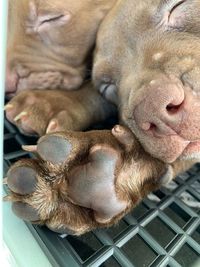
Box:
left=14, top=111, right=28, bottom=122
left=4, top=104, right=14, bottom=111
left=46, top=120, right=58, bottom=133
left=22, top=145, right=37, bottom=152
left=3, top=177, right=7, bottom=185
left=3, top=195, right=13, bottom=202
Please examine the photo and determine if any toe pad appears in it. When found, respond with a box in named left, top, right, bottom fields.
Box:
left=7, top=166, right=37, bottom=195
left=12, top=202, right=40, bottom=222
left=37, top=136, right=72, bottom=164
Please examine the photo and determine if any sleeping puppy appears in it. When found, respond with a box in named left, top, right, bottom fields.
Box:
left=6, top=0, right=116, bottom=95
left=4, top=0, right=200, bottom=235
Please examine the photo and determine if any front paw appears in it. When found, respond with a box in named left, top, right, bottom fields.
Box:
left=4, top=127, right=135, bottom=234
left=4, top=89, right=79, bottom=136
left=4, top=126, right=168, bottom=235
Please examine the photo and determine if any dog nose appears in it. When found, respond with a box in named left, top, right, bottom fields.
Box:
left=133, top=77, right=185, bottom=137
left=6, top=65, right=18, bottom=94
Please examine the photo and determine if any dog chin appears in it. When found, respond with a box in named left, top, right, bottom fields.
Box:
left=179, top=153, right=200, bottom=161
left=179, top=141, right=200, bottom=160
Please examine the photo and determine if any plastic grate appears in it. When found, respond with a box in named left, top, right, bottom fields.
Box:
left=3, top=118, right=200, bottom=267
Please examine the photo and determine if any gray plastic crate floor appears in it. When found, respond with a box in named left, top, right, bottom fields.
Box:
left=4, top=118, right=200, bottom=267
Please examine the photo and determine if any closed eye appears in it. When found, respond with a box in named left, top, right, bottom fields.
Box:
left=168, top=0, right=185, bottom=22
left=39, top=14, right=65, bottom=25
left=35, top=12, right=71, bottom=32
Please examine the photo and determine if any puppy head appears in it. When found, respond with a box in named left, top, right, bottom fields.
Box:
left=6, top=0, right=116, bottom=96
left=93, top=0, right=200, bottom=163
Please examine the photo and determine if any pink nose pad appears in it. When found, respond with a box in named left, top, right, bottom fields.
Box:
left=6, top=66, right=18, bottom=94
left=141, top=101, right=184, bottom=136
left=134, top=78, right=185, bottom=137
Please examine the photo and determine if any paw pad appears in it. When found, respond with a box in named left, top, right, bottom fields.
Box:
left=12, top=202, right=40, bottom=221
left=37, top=136, right=72, bottom=164
left=7, top=166, right=37, bottom=195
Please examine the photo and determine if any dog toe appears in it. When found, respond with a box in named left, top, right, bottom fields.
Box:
left=7, top=166, right=37, bottom=195
left=37, top=135, right=72, bottom=164
left=12, top=202, right=40, bottom=221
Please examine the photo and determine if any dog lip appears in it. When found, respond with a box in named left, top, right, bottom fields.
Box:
left=125, top=118, right=200, bottom=161
left=125, top=114, right=200, bottom=142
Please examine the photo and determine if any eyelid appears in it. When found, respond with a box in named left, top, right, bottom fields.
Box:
left=156, top=0, right=186, bottom=28
left=38, top=14, right=65, bottom=24
left=168, top=0, right=185, bottom=21
left=35, top=12, right=71, bottom=32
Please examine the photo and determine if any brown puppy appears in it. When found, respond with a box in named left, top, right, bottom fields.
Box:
left=4, top=0, right=200, bottom=234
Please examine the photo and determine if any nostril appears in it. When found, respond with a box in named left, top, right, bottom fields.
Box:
left=166, top=102, right=183, bottom=114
